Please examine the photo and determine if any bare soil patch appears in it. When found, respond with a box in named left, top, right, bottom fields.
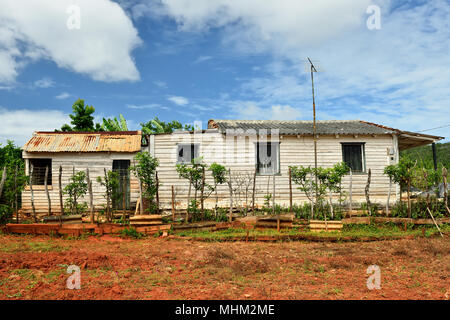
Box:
left=0, top=234, right=448, bottom=300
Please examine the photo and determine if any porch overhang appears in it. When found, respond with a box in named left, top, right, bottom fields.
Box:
left=397, top=131, right=444, bottom=151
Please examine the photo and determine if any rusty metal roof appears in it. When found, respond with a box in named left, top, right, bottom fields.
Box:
left=23, top=131, right=142, bottom=153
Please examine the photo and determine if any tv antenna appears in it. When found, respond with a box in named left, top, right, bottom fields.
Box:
left=307, top=57, right=320, bottom=213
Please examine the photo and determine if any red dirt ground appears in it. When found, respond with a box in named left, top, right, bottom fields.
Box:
left=0, top=233, right=448, bottom=300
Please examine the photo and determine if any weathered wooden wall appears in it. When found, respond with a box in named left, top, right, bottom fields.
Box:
left=21, top=152, right=139, bottom=215
left=151, top=131, right=399, bottom=210
left=20, top=131, right=400, bottom=214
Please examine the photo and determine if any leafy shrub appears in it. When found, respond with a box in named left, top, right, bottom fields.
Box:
left=120, top=227, right=144, bottom=239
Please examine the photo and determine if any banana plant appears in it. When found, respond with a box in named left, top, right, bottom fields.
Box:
left=101, top=114, right=128, bottom=131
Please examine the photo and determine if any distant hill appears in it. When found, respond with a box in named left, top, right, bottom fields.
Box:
left=400, top=142, right=450, bottom=169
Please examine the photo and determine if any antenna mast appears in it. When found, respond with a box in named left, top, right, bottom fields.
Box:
left=307, top=57, right=319, bottom=214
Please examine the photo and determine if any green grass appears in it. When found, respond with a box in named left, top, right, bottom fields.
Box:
left=0, top=241, right=69, bottom=253
left=173, top=223, right=449, bottom=241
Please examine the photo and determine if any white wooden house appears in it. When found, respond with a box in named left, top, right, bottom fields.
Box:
left=20, top=120, right=443, bottom=215
left=143, top=119, right=443, bottom=210
left=21, top=131, right=142, bottom=217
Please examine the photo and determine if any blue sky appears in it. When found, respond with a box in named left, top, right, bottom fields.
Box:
left=0, top=0, right=449, bottom=145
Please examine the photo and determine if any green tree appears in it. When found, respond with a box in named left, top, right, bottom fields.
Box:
left=176, top=157, right=210, bottom=221
left=208, top=162, right=227, bottom=215
left=141, top=117, right=194, bottom=135
left=0, top=141, right=27, bottom=224
left=63, top=170, right=88, bottom=215
left=60, top=99, right=102, bottom=132
left=318, top=162, right=349, bottom=218
left=130, top=152, right=160, bottom=213
left=97, top=170, right=120, bottom=222
left=384, top=158, right=416, bottom=218
left=400, top=142, right=450, bottom=170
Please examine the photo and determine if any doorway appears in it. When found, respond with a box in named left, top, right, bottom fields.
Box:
left=113, top=160, right=130, bottom=210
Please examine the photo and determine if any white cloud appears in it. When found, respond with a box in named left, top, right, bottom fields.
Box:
left=167, top=95, right=189, bottom=106
left=34, top=77, right=55, bottom=88
left=159, top=0, right=371, bottom=55
left=231, top=102, right=301, bottom=120
left=127, top=103, right=169, bottom=110
left=0, top=0, right=142, bottom=84
left=55, top=92, right=71, bottom=99
left=153, top=80, right=168, bottom=88
left=0, top=107, right=68, bottom=145
left=152, top=0, right=449, bottom=140
left=194, top=55, right=212, bottom=63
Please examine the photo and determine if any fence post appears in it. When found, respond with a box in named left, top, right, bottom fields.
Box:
left=86, top=168, right=94, bottom=223
left=30, top=165, right=36, bottom=222
left=122, top=176, right=127, bottom=220
left=349, top=168, right=353, bottom=217
left=443, top=167, right=449, bottom=213
left=201, top=167, right=205, bottom=221
left=386, top=177, right=392, bottom=216
left=156, top=171, right=160, bottom=214
left=172, top=185, right=176, bottom=222
left=44, top=166, right=51, bottom=216
left=272, top=174, right=275, bottom=215
left=104, top=168, right=110, bottom=222
left=14, top=166, right=18, bottom=223
left=0, top=167, right=6, bottom=199
left=59, top=165, right=63, bottom=224
left=252, top=168, right=256, bottom=213
left=289, top=167, right=293, bottom=213
left=139, top=176, right=144, bottom=215
left=187, top=174, right=192, bottom=223
left=228, top=168, right=233, bottom=223
left=365, top=168, right=372, bottom=216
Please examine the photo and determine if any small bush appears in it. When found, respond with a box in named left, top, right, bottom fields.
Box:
left=120, top=227, right=144, bottom=239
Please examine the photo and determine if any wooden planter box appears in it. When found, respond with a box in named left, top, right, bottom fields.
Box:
left=309, top=220, right=343, bottom=232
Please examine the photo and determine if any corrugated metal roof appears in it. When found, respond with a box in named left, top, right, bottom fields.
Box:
left=208, top=119, right=396, bottom=135
left=23, top=131, right=142, bottom=153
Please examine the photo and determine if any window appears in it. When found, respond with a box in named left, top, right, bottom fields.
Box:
left=256, top=142, right=280, bottom=175
left=177, top=144, right=199, bottom=163
left=341, top=143, right=365, bottom=173
left=29, top=159, right=52, bottom=185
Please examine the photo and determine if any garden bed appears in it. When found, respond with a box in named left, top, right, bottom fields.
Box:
left=5, top=222, right=171, bottom=237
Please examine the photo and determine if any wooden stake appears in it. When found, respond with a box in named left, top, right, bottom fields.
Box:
left=14, top=166, right=18, bottom=224
left=426, top=207, right=443, bottom=238
left=138, top=176, right=144, bottom=215
left=0, top=167, right=6, bottom=199
left=289, top=167, right=293, bottom=213
left=228, top=168, right=233, bottom=223
left=252, top=168, right=256, bottom=213
left=443, top=167, right=448, bottom=213
left=134, top=197, right=140, bottom=216
left=201, top=167, right=205, bottom=221
left=44, top=166, right=51, bottom=216
left=172, top=185, right=176, bottom=222
left=187, top=174, right=192, bottom=223
left=155, top=171, right=159, bottom=214
left=365, top=168, right=372, bottom=216
left=407, top=175, right=412, bottom=218
left=386, top=177, right=392, bottom=216
left=104, top=168, right=110, bottom=222
left=86, top=168, right=94, bottom=223
left=122, top=176, right=126, bottom=221
left=29, top=165, right=36, bottom=222
left=349, top=168, right=353, bottom=217
left=272, top=174, right=275, bottom=215
left=329, top=189, right=334, bottom=219
left=59, top=165, right=63, bottom=224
